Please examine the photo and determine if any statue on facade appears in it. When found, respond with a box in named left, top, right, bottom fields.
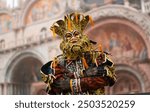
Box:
left=40, top=13, right=116, bottom=95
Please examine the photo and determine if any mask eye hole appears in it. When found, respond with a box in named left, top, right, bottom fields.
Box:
left=73, top=31, right=80, bottom=37
left=65, top=33, right=72, bottom=40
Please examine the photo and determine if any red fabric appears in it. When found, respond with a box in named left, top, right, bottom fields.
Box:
left=80, top=77, right=107, bottom=92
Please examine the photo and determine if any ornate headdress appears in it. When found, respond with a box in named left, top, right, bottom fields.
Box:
left=50, top=13, right=104, bottom=68
left=50, top=12, right=94, bottom=38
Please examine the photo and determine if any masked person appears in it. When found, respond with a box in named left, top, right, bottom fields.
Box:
left=40, top=13, right=116, bottom=95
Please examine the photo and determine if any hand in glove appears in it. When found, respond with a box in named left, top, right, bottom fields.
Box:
left=84, top=65, right=107, bottom=77
left=51, top=77, right=71, bottom=93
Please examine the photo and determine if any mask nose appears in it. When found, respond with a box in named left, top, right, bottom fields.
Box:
left=72, top=36, right=76, bottom=39
left=70, top=36, right=78, bottom=43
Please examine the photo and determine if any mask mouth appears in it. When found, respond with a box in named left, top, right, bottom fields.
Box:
left=71, top=45, right=83, bottom=54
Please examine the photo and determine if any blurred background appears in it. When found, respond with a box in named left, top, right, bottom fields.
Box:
left=0, top=0, right=150, bottom=95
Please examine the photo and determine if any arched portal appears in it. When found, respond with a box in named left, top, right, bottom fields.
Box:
left=6, top=54, right=43, bottom=95
left=12, top=57, right=42, bottom=82
left=111, top=70, right=142, bottom=94
left=105, top=65, right=146, bottom=95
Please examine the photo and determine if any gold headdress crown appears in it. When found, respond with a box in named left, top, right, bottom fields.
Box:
left=50, top=13, right=94, bottom=37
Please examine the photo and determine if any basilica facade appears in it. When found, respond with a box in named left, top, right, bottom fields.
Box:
left=0, top=0, right=150, bottom=95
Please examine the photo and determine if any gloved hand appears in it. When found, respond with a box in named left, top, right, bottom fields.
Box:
left=83, top=67, right=97, bottom=76
left=84, top=66, right=107, bottom=77
left=51, top=77, right=70, bottom=92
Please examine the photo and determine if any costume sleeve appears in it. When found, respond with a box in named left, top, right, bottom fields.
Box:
left=40, top=59, right=68, bottom=82
left=40, top=61, right=60, bottom=93
left=40, top=60, right=73, bottom=94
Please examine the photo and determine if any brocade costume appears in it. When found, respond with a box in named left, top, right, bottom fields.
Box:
left=40, top=13, right=116, bottom=95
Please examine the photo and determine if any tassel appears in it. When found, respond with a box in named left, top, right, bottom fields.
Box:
left=52, top=27, right=56, bottom=38
left=89, top=16, right=94, bottom=26
left=75, top=12, right=78, bottom=23
left=95, top=59, right=98, bottom=67
left=68, top=18, right=72, bottom=31
left=98, top=43, right=103, bottom=53
left=70, top=79, right=73, bottom=94
left=82, top=57, right=88, bottom=69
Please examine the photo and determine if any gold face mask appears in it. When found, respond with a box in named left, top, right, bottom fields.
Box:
left=60, top=30, right=92, bottom=59
left=50, top=13, right=94, bottom=59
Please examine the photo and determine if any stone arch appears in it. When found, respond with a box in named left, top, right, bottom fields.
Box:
left=21, top=0, right=65, bottom=26
left=5, top=51, right=45, bottom=94
left=5, top=50, right=45, bottom=82
left=86, top=5, right=150, bottom=58
left=109, top=64, right=146, bottom=94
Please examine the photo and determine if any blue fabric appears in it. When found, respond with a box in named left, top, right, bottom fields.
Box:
left=41, top=61, right=53, bottom=75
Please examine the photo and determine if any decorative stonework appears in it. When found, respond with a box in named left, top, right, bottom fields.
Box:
left=87, top=5, right=150, bottom=42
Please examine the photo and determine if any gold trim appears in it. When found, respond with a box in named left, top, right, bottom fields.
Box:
left=40, top=70, right=47, bottom=76
left=40, top=70, right=48, bottom=82
left=70, top=79, right=73, bottom=94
